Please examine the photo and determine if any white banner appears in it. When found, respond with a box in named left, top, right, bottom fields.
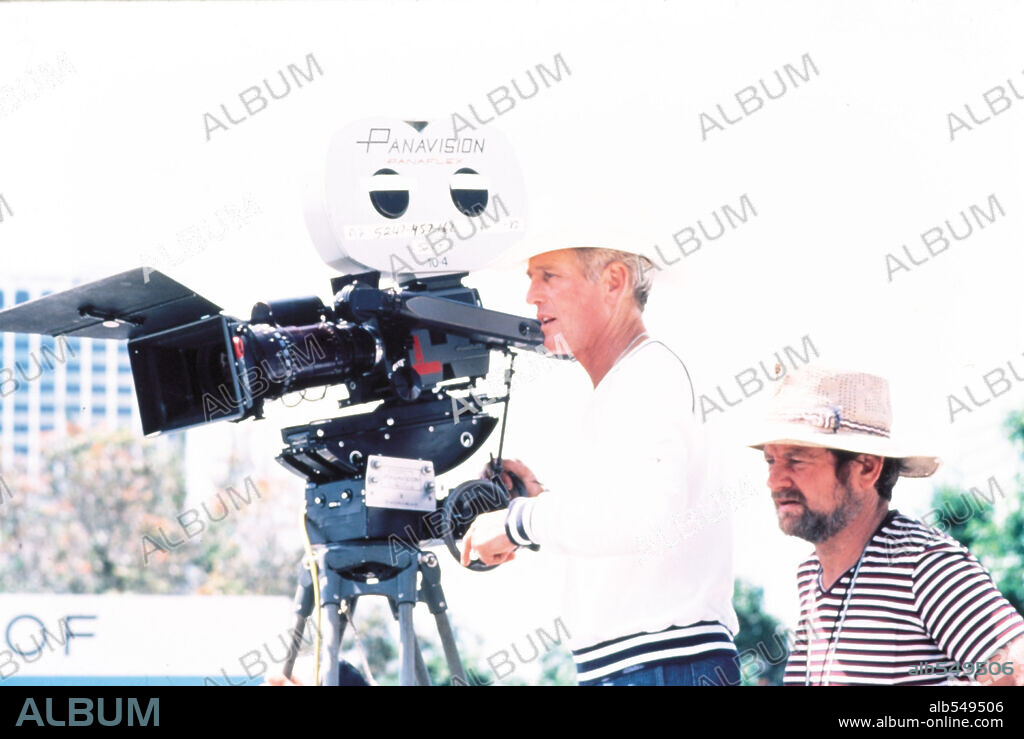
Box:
left=0, top=594, right=299, bottom=686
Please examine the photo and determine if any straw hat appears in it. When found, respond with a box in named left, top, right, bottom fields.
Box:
left=746, top=366, right=941, bottom=478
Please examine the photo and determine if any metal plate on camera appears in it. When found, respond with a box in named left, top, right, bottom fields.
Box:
left=364, top=455, right=436, bottom=512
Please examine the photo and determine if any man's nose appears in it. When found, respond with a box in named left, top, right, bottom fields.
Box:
left=767, top=463, right=792, bottom=493
left=525, top=280, right=543, bottom=306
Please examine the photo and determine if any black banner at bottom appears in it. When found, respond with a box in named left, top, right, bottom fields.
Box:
left=0, top=686, right=1020, bottom=730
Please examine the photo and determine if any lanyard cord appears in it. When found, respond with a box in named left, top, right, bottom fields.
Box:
left=495, top=351, right=516, bottom=464
left=804, top=549, right=868, bottom=687
left=610, top=331, right=649, bottom=370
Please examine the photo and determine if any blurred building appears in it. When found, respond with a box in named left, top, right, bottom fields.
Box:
left=0, top=277, right=142, bottom=477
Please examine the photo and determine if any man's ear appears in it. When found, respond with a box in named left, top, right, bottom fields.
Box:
left=601, top=260, right=630, bottom=304
left=854, top=454, right=884, bottom=492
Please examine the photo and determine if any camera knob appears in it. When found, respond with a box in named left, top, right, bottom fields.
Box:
left=390, top=365, right=423, bottom=401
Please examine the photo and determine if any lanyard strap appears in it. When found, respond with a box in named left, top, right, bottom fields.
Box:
left=804, top=550, right=867, bottom=687
left=610, top=331, right=649, bottom=370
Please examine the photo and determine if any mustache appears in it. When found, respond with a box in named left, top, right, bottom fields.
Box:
left=772, top=489, right=806, bottom=504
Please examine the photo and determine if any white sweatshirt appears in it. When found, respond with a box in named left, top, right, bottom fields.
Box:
left=505, top=339, right=739, bottom=679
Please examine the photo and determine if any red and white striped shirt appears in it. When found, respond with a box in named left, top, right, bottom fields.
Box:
left=784, top=511, right=1024, bottom=686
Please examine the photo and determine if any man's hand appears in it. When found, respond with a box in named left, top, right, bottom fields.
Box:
left=263, top=656, right=315, bottom=685
left=461, top=510, right=518, bottom=567
left=483, top=458, right=545, bottom=497
left=976, top=634, right=1024, bottom=686
left=263, top=672, right=303, bottom=686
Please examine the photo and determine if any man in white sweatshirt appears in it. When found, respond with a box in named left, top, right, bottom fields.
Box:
left=461, top=245, right=739, bottom=686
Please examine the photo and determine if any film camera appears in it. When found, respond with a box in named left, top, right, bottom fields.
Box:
left=0, top=118, right=551, bottom=684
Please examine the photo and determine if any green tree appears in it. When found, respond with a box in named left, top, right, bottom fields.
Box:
left=0, top=427, right=303, bottom=596
left=0, top=428, right=193, bottom=593
left=734, top=578, right=789, bottom=686
left=926, top=411, right=1024, bottom=614
left=536, top=641, right=575, bottom=685
left=190, top=429, right=305, bottom=595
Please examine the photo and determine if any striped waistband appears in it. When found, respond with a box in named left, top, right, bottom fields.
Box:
left=573, top=621, right=737, bottom=684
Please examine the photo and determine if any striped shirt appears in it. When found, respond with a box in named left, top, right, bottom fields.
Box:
left=572, top=621, right=738, bottom=685
left=784, top=510, right=1024, bottom=686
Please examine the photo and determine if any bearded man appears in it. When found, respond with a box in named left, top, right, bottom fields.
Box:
left=749, top=366, right=1024, bottom=685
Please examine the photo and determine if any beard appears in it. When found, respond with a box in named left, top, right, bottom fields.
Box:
left=775, top=483, right=862, bottom=543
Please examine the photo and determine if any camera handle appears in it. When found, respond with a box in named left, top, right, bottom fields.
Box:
left=439, top=350, right=542, bottom=569
left=439, top=464, right=530, bottom=572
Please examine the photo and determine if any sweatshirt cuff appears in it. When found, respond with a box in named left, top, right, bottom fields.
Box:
left=505, top=496, right=537, bottom=547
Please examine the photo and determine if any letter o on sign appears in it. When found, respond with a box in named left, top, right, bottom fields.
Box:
left=6, top=614, right=47, bottom=658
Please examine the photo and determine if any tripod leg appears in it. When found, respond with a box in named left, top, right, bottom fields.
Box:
left=282, top=615, right=310, bottom=681
left=413, top=640, right=432, bottom=686
left=417, top=552, right=468, bottom=685
left=318, top=569, right=348, bottom=686
left=434, top=610, right=468, bottom=685
left=398, top=602, right=417, bottom=686
left=283, top=560, right=316, bottom=680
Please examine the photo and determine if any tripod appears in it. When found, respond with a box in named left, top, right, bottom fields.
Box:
left=270, top=341, right=535, bottom=685
left=272, top=389, right=511, bottom=686
left=282, top=539, right=467, bottom=686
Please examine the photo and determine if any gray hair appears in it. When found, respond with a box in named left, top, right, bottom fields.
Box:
left=572, top=248, right=655, bottom=311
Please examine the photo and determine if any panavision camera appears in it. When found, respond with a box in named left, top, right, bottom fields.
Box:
left=0, top=118, right=553, bottom=685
